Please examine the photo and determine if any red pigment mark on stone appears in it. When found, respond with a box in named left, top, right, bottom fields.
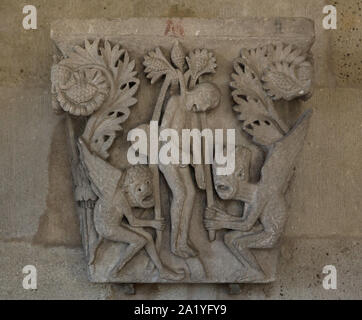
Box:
left=164, top=19, right=185, bottom=37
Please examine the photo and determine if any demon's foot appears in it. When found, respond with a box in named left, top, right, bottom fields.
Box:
left=238, top=268, right=265, bottom=282
left=173, top=242, right=198, bottom=258
left=159, top=266, right=185, bottom=281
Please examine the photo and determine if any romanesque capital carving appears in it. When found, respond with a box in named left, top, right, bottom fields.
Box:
left=50, top=18, right=314, bottom=285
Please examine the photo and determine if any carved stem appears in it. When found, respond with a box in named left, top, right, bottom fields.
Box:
left=265, top=99, right=289, bottom=134
left=187, top=72, right=216, bottom=241
left=183, top=70, right=192, bottom=89
left=189, top=77, right=197, bottom=90
left=200, top=112, right=216, bottom=242
left=151, top=74, right=172, bottom=252
left=152, top=74, right=171, bottom=123
left=66, top=114, right=78, bottom=162
left=65, top=114, right=90, bottom=253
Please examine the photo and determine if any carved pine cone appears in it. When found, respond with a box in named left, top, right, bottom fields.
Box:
left=171, top=41, right=186, bottom=70
left=261, top=62, right=312, bottom=101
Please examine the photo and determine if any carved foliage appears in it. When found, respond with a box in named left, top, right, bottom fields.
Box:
left=51, top=39, right=140, bottom=159
left=51, top=39, right=141, bottom=271
left=143, top=41, right=217, bottom=90
left=143, top=47, right=177, bottom=84
left=238, top=43, right=313, bottom=101
left=49, top=36, right=314, bottom=284
left=186, top=48, right=217, bottom=86
left=230, top=42, right=313, bottom=145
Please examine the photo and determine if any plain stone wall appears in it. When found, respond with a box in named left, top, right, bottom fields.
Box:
left=0, top=0, right=361, bottom=299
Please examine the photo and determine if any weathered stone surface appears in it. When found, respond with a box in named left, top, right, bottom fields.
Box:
left=0, top=87, right=81, bottom=244
left=107, top=238, right=362, bottom=299
left=0, top=0, right=361, bottom=299
left=2, top=238, right=357, bottom=299
left=330, top=1, right=362, bottom=87
left=0, top=0, right=330, bottom=88
left=48, top=17, right=315, bottom=284
left=0, top=242, right=107, bottom=300
left=0, top=88, right=55, bottom=239
left=285, top=88, right=362, bottom=237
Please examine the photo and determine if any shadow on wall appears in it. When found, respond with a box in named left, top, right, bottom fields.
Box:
left=33, top=118, right=82, bottom=247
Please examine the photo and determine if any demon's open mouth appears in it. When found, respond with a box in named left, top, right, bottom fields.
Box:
left=216, top=184, right=230, bottom=192
left=142, top=195, right=153, bottom=203
left=214, top=182, right=234, bottom=199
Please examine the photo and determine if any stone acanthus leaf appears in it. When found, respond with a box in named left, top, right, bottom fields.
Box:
left=230, top=42, right=314, bottom=145
left=51, top=39, right=140, bottom=160
left=239, top=43, right=313, bottom=101
left=143, top=47, right=177, bottom=84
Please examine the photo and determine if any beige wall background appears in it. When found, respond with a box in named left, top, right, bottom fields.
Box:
left=0, top=0, right=361, bottom=299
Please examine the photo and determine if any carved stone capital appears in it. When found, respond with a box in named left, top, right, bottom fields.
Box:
left=50, top=18, right=314, bottom=285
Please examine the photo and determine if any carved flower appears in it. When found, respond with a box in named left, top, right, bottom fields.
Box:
left=261, top=61, right=312, bottom=101
left=238, top=43, right=313, bottom=101
left=143, top=47, right=176, bottom=84
left=186, top=49, right=217, bottom=81
left=51, top=64, right=110, bottom=116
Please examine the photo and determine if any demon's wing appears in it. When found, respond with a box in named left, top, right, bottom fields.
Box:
left=78, top=138, right=123, bottom=202
left=261, top=109, right=312, bottom=190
